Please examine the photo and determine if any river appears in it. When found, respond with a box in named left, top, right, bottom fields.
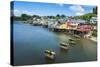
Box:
left=13, top=21, right=97, bottom=66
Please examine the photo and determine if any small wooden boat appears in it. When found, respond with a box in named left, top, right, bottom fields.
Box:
left=60, top=42, right=69, bottom=50
left=44, top=50, right=56, bottom=59
left=74, top=35, right=81, bottom=39
left=69, top=39, right=75, bottom=41
left=69, top=41, right=76, bottom=45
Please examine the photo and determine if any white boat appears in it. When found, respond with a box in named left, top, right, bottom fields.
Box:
left=69, top=38, right=75, bottom=41
left=60, top=42, right=69, bottom=50
left=44, top=50, right=56, bottom=59
left=69, top=41, right=76, bottom=45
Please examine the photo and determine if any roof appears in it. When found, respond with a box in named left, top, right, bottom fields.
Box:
left=77, top=25, right=93, bottom=32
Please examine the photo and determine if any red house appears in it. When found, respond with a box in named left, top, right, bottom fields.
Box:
left=77, top=25, right=93, bottom=32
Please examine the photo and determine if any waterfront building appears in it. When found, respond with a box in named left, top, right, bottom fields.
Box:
left=90, top=17, right=97, bottom=23
left=77, top=25, right=93, bottom=33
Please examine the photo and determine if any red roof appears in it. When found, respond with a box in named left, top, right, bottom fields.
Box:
left=77, top=25, right=93, bottom=32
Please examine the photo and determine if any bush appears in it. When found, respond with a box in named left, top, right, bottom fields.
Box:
left=92, top=30, right=97, bottom=37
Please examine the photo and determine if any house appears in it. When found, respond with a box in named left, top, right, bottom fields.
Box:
left=77, top=25, right=93, bottom=32
left=90, top=17, right=97, bottom=23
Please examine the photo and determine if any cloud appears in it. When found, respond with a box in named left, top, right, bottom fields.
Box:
left=69, top=5, right=85, bottom=12
left=13, top=9, right=32, bottom=16
left=76, top=12, right=84, bottom=15
left=14, top=9, right=20, bottom=13
left=13, top=9, right=20, bottom=16
left=22, top=10, right=32, bottom=15
left=69, top=5, right=85, bottom=16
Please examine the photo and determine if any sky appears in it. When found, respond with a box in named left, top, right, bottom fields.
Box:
left=11, top=1, right=96, bottom=16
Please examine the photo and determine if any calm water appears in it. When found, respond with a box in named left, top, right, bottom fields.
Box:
left=13, top=21, right=97, bottom=66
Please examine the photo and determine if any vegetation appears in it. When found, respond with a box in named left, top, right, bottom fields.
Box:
left=73, top=6, right=97, bottom=22
left=32, top=15, right=41, bottom=19
left=56, top=14, right=66, bottom=19
left=93, top=6, right=97, bottom=14
left=73, top=13, right=96, bottom=21
left=13, top=14, right=32, bottom=21
left=21, top=14, right=32, bottom=21
left=13, top=14, right=67, bottom=21
left=92, top=30, right=97, bottom=37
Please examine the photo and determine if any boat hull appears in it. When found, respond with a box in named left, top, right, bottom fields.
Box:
left=60, top=46, right=69, bottom=50
left=45, top=54, right=55, bottom=59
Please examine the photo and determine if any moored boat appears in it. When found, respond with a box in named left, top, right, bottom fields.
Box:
left=73, top=35, right=81, bottom=39
left=68, top=41, right=76, bottom=45
left=44, top=49, right=56, bottom=59
left=68, top=38, right=75, bottom=41
left=60, top=42, right=69, bottom=50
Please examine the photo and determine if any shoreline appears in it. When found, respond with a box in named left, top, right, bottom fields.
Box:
left=14, top=21, right=97, bottom=42
left=89, top=36, right=97, bottom=42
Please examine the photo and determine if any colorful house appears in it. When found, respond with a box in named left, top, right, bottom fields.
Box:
left=66, top=22, right=78, bottom=30
left=77, top=25, right=93, bottom=32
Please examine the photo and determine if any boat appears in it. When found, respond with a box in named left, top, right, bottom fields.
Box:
left=73, top=35, right=81, bottom=40
left=68, top=38, right=75, bottom=41
left=69, top=41, right=76, bottom=45
left=60, top=42, right=69, bottom=50
left=73, top=35, right=81, bottom=39
left=44, top=49, right=56, bottom=59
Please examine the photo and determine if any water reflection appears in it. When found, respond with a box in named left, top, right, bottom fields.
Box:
left=44, top=57, right=55, bottom=64
left=59, top=48, right=69, bottom=56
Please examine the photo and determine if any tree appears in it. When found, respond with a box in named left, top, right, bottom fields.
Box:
left=93, top=6, right=97, bottom=14
left=56, top=14, right=60, bottom=18
left=73, top=13, right=96, bottom=21
left=21, top=14, right=32, bottom=21
left=32, top=15, right=41, bottom=19
left=61, top=14, right=66, bottom=18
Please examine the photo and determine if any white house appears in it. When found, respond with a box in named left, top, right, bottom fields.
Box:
left=90, top=17, right=97, bottom=23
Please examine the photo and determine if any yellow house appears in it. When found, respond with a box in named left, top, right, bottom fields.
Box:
left=58, top=23, right=77, bottom=30
left=59, top=24, right=67, bottom=29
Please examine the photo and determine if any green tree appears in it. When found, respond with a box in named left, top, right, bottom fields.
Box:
left=61, top=14, right=66, bottom=18
left=21, top=14, right=31, bottom=21
left=56, top=14, right=60, bottom=18
left=32, top=15, right=41, bottom=19
left=93, top=6, right=97, bottom=14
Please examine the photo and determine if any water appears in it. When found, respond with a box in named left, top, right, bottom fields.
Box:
left=13, top=21, right=97, bottom=66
